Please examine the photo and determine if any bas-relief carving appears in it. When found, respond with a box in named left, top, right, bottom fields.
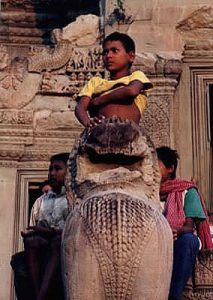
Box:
left=0, top=110, right=33, bottom=125
left=134, top=51, right=181, bottom=147
left=177, top=6, right=213, bottom=57
left=141, top=95, right=171, bottom=147
left=0, top=54, right=41, bottom=109
left=177, top=6, right=213, bottom=34
left=0, top=11, right=182, bottom=163
left=28, top=14, right=101, bottom=73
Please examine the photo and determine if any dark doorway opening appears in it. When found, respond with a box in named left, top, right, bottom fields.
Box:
left=28, top=182, right=43, bottom=225
left=209, top=84, right=213, bottom=212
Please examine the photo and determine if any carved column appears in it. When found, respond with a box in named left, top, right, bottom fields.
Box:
left=133, top=52, right=182, bottom=147
left=176, top=6, right=213, bottom=210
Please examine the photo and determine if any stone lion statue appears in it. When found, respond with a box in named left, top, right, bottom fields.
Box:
left=62, top=117, right=173, bottom=299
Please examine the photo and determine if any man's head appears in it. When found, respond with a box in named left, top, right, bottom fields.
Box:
left=102, top=32, right=136, bottom=75
left=156, top=146, right=179, bottom=182
left=48, top=153, right=69, bottom=193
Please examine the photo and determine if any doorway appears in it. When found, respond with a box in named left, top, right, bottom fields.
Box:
left=209, top=84, right=213, bottom=212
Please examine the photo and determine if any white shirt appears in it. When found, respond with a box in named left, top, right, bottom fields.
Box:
left=29, top=187, right=69, bottom=230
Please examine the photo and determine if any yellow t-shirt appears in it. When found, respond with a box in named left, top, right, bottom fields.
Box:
left=78, top=71, right=153, bottom=115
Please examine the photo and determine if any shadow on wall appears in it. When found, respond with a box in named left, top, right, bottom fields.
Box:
left=32, top=0, right=101, bottom=45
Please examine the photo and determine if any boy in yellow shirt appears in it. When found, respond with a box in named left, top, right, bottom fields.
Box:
left=75, top=31, right=153, bottom=127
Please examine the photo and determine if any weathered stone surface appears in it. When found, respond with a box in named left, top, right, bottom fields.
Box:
left=35, top=110, right=77, bottom=130
left=54, top=14, right=100, bottom=46
left=177, top=6, right=213, bottom=32
left=62, top=118, right=173, bottom=300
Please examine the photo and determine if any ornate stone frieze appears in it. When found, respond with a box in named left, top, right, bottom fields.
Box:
left=0, top=144, right=24, bottom=162
left=0, top=110, right=33, bottom=154
left=1, top=0, right=36, bottom=10
left=29, top=44, right=104, bottom=73
left=66, top=47, right=104, bottom=72
left=150, top=77, right=179, bottom=96
left=0, top=110, right=33, bottom=125
left=141, top=94, right=171, bottom=147
left=28, top=44, right=104, bottom=100
left=0, top=57, right=28, bottom=91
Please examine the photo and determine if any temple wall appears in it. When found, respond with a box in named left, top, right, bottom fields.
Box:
left=0, top=168, right=17, bottom=300
left=105, top=0, right=213, bottom=52
left=0, top=1, right=212, bottom=299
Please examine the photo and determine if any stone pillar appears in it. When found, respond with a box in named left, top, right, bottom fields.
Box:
left=132, top=52, right=182, bottom=147
left=0, top=166, right=17, bottom=300
left=175, top=6, right=213, bottom=210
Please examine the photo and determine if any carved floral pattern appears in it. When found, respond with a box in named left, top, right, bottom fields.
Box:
left=0, top=110, right=33, bottom=125
left=0, top=57, right=28, bottom=91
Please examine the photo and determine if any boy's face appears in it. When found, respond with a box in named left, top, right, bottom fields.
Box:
left=103, top=40, right=135, bottom=75
left=48, top=160, right=67, bottom=192
left=158, top=160, right=174, bottom=183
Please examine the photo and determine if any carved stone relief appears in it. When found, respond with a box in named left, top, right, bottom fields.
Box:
left=177, top=6, right=213, bottom=59
left=141, top=94, right=171, bottom=147
left=0, top=4, right=183, bottom=162
left=175, top=5, right=213, bottom=212
left=133, top=53, right=182, bottom=147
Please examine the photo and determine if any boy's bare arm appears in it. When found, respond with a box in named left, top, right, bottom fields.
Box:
left=90, top=80, right=144, bottom=106
left=75, top=96, right=92, bottom=127
left=75, top=96, right=104, bottom=127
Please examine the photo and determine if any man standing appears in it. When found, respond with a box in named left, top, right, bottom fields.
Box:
left=21, top=152, right=70, bottom=300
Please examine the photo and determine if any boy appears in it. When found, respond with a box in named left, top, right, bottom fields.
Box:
left=21, top=153, right=70, bottom=300
left=156, top=146, right=212, bottom=300
left=75, top=31, right=153, bottom=127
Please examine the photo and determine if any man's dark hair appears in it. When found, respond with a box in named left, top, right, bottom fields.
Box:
left=103, top=31, right=135, bottom=53
left=156, top=146, right=179, bottom=179
left=50, top=152, right=69, bottom=165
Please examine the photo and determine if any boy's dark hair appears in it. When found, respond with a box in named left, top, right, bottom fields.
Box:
left=50, top=152, right=69, bottom=165
left=156, top=146, right=179, bottom=180
left=103, top=31, right=135, bottom=53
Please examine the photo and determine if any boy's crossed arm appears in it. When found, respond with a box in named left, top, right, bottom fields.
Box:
left=90, top=80, right=143, bottom=106
left=75, top=80, right=144, bottom=127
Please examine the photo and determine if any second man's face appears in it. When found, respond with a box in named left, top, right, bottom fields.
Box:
left=49, top=160, right=67, bottom=191
left=158, top=160, right=174, bottom=183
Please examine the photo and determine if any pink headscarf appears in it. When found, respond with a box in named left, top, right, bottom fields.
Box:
left=160, top=179, right=213, bottom=249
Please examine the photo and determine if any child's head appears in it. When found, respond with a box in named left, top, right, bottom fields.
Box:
left=49, top=152, right=69, bottom=192
left=103, top=32, right=136, bottom=75
left=156, top=146, right=179, bottom=182
left=103, top=32, right=135, bottom=54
